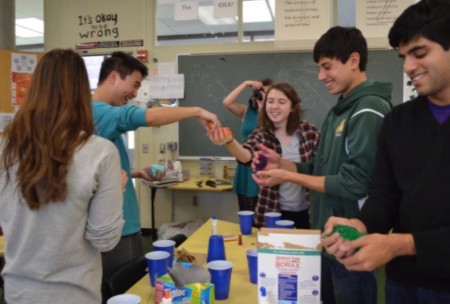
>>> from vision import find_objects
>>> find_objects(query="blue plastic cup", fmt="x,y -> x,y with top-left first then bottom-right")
153,239 -> 176,267
238,210 -> 254,235
106,294 -> 141,304
275,219 -> 295,229
246,249 -> 258,284
207,235 -> 226,263
207,260 -> 233,300
145,251 -> 170,287
264,212 -> 282,228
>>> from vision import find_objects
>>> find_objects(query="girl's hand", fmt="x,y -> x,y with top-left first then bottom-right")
208,127 -> 233,146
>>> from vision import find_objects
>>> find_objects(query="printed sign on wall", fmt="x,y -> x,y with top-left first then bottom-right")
47,0 -> 145,50
356,0 -> 414,45
275,0 -> 332,43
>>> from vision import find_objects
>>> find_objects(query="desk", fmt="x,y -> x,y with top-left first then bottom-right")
143,179 -> 232,241
127,219 -> 258,303
166,179 -> 233,192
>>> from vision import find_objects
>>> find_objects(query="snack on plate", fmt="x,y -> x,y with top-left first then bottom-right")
221,233 -> 238,241
175,248 -> 196,264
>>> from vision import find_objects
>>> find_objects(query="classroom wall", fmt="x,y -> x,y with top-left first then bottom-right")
44,0 -> 280,229
0,50 -> 17,114
43,0 -> 406,230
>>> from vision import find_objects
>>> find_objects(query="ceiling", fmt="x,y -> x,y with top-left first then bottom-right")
15,0 -> 44,47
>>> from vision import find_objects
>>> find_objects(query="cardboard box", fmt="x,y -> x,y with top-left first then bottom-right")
257,228 -> 322,304
155,273 -> 215,304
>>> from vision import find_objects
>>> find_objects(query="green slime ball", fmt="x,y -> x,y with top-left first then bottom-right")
333,224 -> 366,241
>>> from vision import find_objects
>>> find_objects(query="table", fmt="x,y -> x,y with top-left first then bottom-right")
166,179 -> 233,192
127,219 -> 258,303
143,179 -> 233,240
0,236 -> 4,258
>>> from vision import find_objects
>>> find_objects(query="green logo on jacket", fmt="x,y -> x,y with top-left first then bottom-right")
335,119 -> 345,136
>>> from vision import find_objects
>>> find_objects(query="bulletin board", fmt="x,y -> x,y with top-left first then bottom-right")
0,49 -> 43,113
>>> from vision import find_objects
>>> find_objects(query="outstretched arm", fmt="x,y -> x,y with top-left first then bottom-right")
208,127 -> 252,163
145,106 -> 221,131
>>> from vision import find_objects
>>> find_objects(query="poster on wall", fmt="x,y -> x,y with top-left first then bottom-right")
174,0 -> 199,21
275,0 -> 332,49
11,53 -> 37,106
49,0 -> 145,51
148,74 -> 185,99
356,0 -> 414,47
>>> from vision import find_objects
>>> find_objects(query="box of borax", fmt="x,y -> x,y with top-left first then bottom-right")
155,273 -> 215,304
257,228 -> 322,304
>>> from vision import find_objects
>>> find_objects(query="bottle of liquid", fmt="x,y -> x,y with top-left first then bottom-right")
211,215 -> 217,235
161,289 -> 172,304
177,168 -> 183,182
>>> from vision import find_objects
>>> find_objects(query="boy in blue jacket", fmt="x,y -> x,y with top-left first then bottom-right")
92,52 -> 221,283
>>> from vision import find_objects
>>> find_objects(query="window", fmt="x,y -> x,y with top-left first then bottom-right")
242,0 -> 275,42
156,0 -> 275,45
82,55 -> 109,91
157,0 -> 238,45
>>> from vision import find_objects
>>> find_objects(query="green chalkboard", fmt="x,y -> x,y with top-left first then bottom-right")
178,50 -> 403,159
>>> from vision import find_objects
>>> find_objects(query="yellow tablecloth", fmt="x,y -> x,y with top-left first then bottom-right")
127,219 -> 259,303
0,235 -> 5,258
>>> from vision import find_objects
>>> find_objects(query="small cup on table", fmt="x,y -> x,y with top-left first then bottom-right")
275,219 -> 295,229
145,251 -> 170,287
207,234 -> 226,263
153,239 -> 176,268
106,294 -> 141,304
246,248 -> 258,284
207,260 -> 233,300
237,210 -> 254,235
264,212 -> 282,228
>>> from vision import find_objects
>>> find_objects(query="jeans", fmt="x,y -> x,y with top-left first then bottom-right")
321,256 -> 377,304
386,279 -> 450,304
280,209 -> 311,229
101,232 -> 144,278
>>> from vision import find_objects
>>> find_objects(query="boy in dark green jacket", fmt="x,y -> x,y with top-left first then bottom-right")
253,27 -> 392,304
323,1 -> 450,303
